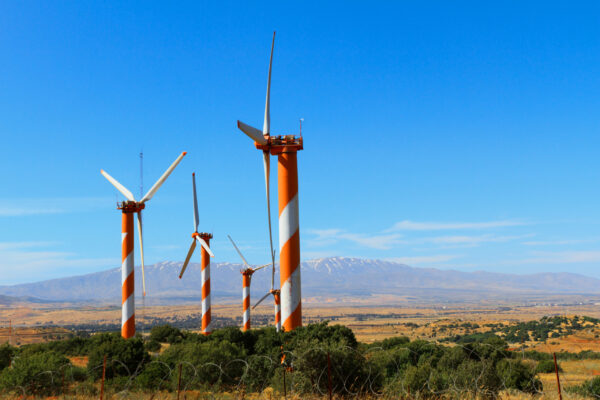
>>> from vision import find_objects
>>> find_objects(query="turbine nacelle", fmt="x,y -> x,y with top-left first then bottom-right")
240,263 -> 270,276
236,123 -> 304,154
117,201 -> 145,213
254,134 -> 303,154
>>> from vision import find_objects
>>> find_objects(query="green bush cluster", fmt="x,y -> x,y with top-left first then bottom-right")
534,359 -> 561,374
370,336 -> 541,398
447,315 -> 600,344
0,322 -> 545,397
525,349 -> 600,361
566,376 -> 600,397
0,350 -> 86,396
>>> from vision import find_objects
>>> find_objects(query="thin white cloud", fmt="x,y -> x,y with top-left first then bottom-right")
519,251 -> 600,265
0,241 -> 57,250
387,254 -> 461,265
423,234 -> 534,247
466,251 -> 600,269
307,228 -> 530,251
523,238 -> 600,246
387,220 -> 526,231
0,241 -> 118,284
0,197 -> 111,217
307,229 -> 404,250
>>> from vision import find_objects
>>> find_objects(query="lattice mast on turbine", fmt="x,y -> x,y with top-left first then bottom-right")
178,173 -> 215,335
237,32 -> 304,331
228,235 -> 269,331
100,152 -> 186,338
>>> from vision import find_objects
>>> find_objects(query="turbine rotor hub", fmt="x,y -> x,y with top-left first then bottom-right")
192,232 -> 213,240
117,201 -> 145,213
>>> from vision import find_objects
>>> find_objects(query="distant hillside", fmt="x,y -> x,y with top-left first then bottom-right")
0,294 -> 49,305
0,257 -> 598,304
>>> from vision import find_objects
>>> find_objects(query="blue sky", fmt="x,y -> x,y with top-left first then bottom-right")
0,1 -> 598,284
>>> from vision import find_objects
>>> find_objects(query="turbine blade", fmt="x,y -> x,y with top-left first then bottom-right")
192,173 -> 199,231
227,235 -> 249,266
263,151 -> 275,290
196,236 -> 215,258
179,239 -> 197,279
253,263 -> 271,272
253,291 -> 271,310
137,211 -> 146,296
237,121 -> 268,145
100,170 -> 135,201
263,31 -> 275,135
140,151 -> 187,203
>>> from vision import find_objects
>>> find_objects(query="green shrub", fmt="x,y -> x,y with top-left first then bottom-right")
159,339 -> 246,389
243,354 -> 280,392
0,351 -> 71,395
401,362 -> 435,396
285,322 -> 358,349
65,365 -> 87,382
145,339 -> 161,352
134,361 -> 172,390
73,380 -> 98,396
289,339 -> 378,394
566,376 -> 600,397
149,324 -> 183,344
0,344 -> 16,371
87,333 -> 149,380
497,359 -> 542,393
379,336 -> 409,349
535,359 -> 561,374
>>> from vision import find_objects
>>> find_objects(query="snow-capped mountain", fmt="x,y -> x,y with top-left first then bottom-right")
0,257 -> 598,303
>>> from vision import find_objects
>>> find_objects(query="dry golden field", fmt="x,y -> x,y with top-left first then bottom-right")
2,300 -> 600,344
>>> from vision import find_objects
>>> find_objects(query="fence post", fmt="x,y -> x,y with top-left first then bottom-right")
327,352 -> 333,400
283,367 -> 287,398
99,354 -> 107,400
553,352 -> 562,400
177,363 -> 183,400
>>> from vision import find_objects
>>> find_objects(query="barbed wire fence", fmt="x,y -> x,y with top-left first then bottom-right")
2,340 -> 600,399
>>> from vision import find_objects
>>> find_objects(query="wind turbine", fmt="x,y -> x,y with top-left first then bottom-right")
227,235 -> 269,331
178,172 -> 215,335
100,152 -> 186,339
236,31 -> 304,331
253,287 -> 281,332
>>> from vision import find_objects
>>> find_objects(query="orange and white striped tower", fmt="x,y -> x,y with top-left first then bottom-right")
273,289 -> 281,332
241,269 -> 253,331
274,142 -> 303,331
237,32 -> 304,331
101,152 -> 187,339
199,233 -> 213,334
252,288 -> 282,332
228,235 -> 270,332
178,173 -> 215,335
119,202 -> 143,338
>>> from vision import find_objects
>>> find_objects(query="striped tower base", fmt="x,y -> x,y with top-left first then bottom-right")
273,290 -> 281,332
200,234 -> 212,335
278,151 -> 302,331
242,272 -> 251,331
121,212 -> 135,338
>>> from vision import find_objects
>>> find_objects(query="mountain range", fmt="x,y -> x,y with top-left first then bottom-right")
0,257 -> 599,305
